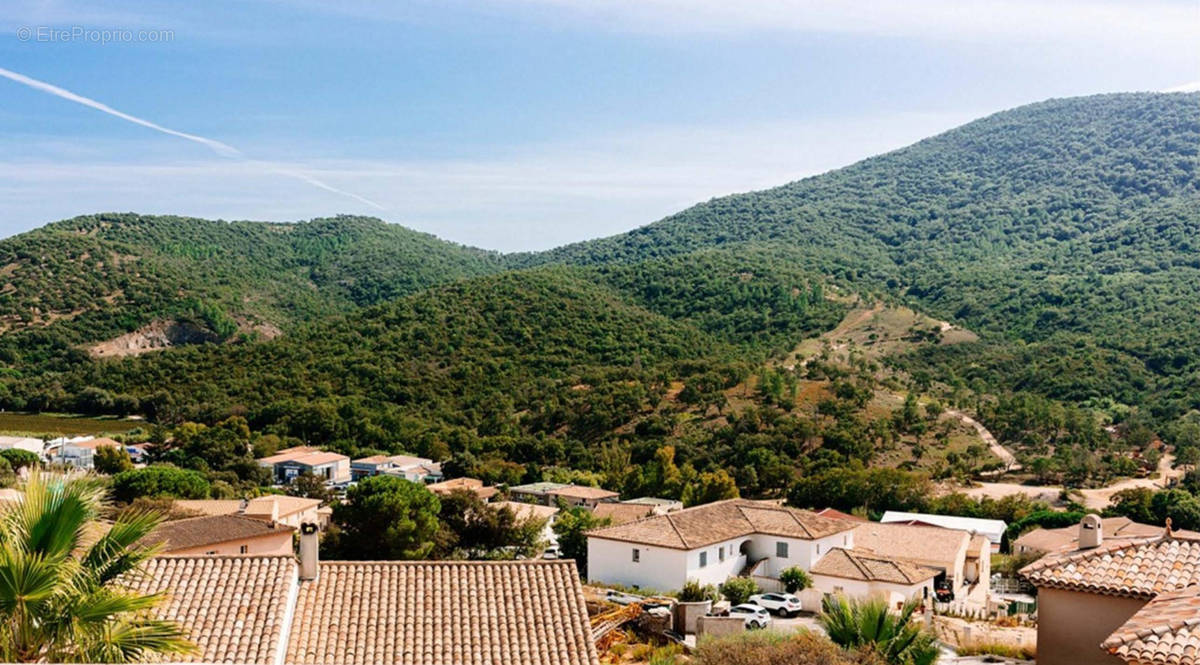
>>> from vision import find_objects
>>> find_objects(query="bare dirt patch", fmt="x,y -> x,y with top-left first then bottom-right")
89,319 -> 220,358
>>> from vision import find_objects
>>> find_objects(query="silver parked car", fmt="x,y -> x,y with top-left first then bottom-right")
728,603 -> 772,629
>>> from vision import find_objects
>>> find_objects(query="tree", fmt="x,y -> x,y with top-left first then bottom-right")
287,472 -> 332,503
682,469 -> 739,507
326,475 -> 441,560
110,465 -> 211,503
0,471 -> 195,662
0,448 -> 40,471
435,489 -> 547,559
94,445 -> 134,475
779,566 -> 812,593
553,507 -> 610,575
719,577 -> 760,605
818,596 -> 939,665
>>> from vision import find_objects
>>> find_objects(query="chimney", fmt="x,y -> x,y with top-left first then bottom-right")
1079,514 -> 1103,549
299,522 -> 320,581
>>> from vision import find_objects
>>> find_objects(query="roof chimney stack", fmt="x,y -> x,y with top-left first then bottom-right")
299,522 -> 320,581
1079,514 -> 1103,549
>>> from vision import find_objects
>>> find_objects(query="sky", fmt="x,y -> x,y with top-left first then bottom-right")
0,1 -> 1197,252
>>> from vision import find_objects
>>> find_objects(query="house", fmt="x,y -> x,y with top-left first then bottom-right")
55,436 -> 122,469
140,514 -> 295,556
809,548 -> 939,605
382,454 -> 443,483
123,529 -> 598,665
508,481 -> 571,504
621,497 -> 684,514
593,502 -> 656,525
1021,515 -> 1200,665
175,495 -> 325,530
586,498 -> 857,591
0,435 -> 43,456
275,451 -> 351,484
548,484 -> 619,509
256,445 -> 320,466
496,500 -> 559,551
880,510 -> 1006,552
1013,516 -> 1174,556
427,476 -> 498,501
852,521 -> 991,603
351,454 -> 443,483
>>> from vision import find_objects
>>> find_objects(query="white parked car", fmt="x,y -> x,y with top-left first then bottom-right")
749,592 -> 803,617
728,603 -> 772,629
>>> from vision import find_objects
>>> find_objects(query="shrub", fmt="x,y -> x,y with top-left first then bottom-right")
94,445 -> 134,474
720,577 -> 760,605
0,448 -> 40,471
678,578 -> 718,603
819,596 -> 939,665
693,630 -> 863,665
956,642 -> 1035,660
780,566 -> 812,593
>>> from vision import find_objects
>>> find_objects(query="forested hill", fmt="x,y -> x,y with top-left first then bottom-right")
0,213 -> 503,348
519,93 -> 1200,419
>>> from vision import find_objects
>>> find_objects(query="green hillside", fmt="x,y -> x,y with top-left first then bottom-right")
521,93 -> 1200,419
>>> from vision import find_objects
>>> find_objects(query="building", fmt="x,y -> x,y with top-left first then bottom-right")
495,500 -> 560,551
1021,515 -> 1200,665
809,547 -> 939,606
593,502 -> 656,525
175,495 -> 325,530
427,476 -> 498,501
140,514 -> 295,556
548,484 -> 619,509
54,436 -> 122,469
586,498 -> 857,591
852,521 -> 991,603
274,451 -> 351,484
880,510 -> 1006,552
813,507 -> 868,522
621,497 -> 684,514
122,531 -> 598,665
1013,516 -> 1174,556
0,435 -> 43,456
350,454 -> 443,483
508,481 -> 570,504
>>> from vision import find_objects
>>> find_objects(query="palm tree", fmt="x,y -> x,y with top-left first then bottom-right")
818,595 -> 939,665
0,471 -> 195,663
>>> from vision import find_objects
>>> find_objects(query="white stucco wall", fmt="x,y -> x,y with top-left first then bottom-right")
683,538 -> 751,588
588,538 -> 688,591
811,574 -> 934,606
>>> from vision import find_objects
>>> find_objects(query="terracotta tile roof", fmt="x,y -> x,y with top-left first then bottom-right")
811,548 -> 940,585
123,555 -> 295,664
592,503 -> 656,525
1021,535 -> 1200,599
286,451 -> 349,466
245,495 -> 322,519
354,455 -> 394,464
1015,517 -> 1168,554
73,436 -> 122,449
387,454 -> 432,468
173,499 -> 244,517
285,560 -> 598,665
549,485 -> 619,501
142,514 -> 295,553
496,500 -> 559,522
851,521 -> 970,568
1103,585 -> 1200,664
428,477 -> 499,500
814,507 -> 868,522
587,499 -> 855,550
259,447 -> 321,465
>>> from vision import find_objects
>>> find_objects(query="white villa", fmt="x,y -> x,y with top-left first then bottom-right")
586,499 -> 991,606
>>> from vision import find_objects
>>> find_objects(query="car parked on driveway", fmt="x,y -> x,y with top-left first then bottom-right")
749,592 -> 803,617
728,603 -> 772,629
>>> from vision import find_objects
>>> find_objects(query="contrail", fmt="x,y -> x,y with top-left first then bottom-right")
0,65 -> 385,210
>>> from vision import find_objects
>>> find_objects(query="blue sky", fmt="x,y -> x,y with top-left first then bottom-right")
1,1 -> 1197,251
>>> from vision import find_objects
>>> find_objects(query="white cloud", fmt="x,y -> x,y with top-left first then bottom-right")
1164,80 -> 1200,93
0,109 -> 978,251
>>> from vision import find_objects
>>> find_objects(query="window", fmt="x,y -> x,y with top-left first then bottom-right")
843,535 -> 849,546
632,548 -> 640,563
776,541 -> 789,558
240,545 -> 249,554
699,551 -> 708,568
718,546 -> 725,562
816,544 -> 822,555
